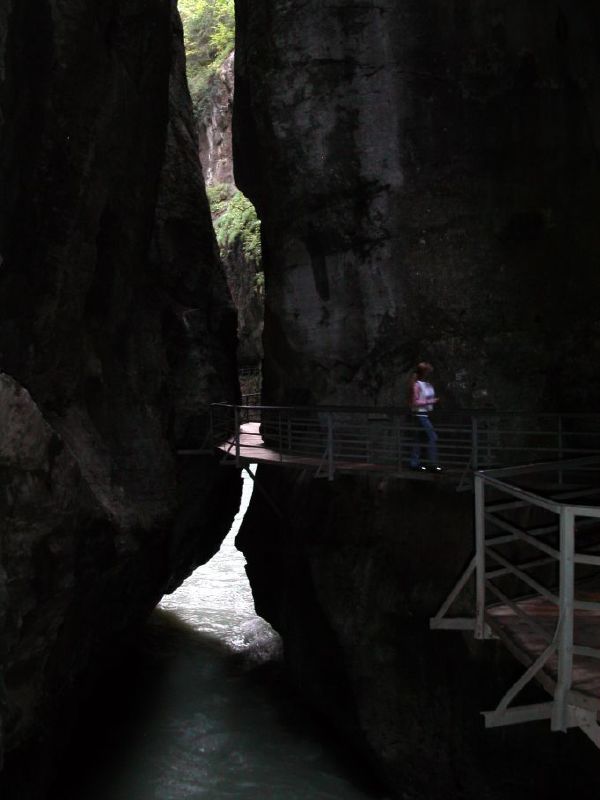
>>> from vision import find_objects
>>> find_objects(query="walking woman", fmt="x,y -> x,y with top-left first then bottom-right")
408,362 -> 442,472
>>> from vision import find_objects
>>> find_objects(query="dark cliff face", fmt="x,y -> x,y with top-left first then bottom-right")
235,1 -> 600,411
0,0 -> 239,790
222,230 -> 264,367
234,2 -> 600,797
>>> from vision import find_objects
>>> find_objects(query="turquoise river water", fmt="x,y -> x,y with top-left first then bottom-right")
51,469 -> 386,800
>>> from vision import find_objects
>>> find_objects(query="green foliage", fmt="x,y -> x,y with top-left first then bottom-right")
253,271 -> 265,293
206,182 -> 235,213
207,183 -> 262,268
178,0 -> 235,110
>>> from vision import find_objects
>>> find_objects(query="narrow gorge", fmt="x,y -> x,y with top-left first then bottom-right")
1,1 -> 600,799
0,1 -> 240,794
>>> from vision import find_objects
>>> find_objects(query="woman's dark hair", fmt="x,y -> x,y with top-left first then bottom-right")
415,362 -> 433,379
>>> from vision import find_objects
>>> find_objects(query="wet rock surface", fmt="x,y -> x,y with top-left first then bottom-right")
199,50 -> 236,188
0,1 -> 239,793
235,2 -> 600,797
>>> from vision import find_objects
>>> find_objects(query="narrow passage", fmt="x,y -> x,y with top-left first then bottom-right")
52,470 -> 385,800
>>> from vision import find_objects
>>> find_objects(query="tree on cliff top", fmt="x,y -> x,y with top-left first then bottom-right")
179,0 -> 235,103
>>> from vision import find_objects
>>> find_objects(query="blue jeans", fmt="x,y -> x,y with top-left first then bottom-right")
410,414 -> 438,467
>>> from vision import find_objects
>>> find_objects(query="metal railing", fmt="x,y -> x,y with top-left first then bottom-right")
240,392 -> 262,407
432,456 -> 600,745
210,403 -> 600,481
239,367 -> 262,401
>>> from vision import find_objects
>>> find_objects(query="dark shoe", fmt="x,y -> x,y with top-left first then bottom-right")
409,465 -> 428,472
427,465 -> 443,474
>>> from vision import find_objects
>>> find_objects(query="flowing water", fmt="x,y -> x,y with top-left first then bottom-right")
53,469 -> 385,800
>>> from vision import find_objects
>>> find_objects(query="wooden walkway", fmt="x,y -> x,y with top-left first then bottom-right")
216,422 -> 456,481
486,596 -> 600,713
208,403 -> 600,487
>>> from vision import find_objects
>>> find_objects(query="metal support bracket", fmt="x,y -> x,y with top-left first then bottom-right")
484,702 -> 554,728
429,556 -> 476,630
484,702 -> 600,746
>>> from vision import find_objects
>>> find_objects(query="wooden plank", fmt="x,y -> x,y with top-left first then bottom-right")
485,597 -> 600,711
214,422 -> 466,480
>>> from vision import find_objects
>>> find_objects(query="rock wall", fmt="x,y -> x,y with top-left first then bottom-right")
234,2 -> 600,797
198,50 -> 235,187
221,230 -> 264,367
235,1 -> 600,411
0,1 -> 239,794
198,49 -> 264,367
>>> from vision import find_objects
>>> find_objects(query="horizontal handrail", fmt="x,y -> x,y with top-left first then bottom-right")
212,401 -> 600,419
486,546 -> 560,604
485,513 -> 560,559
211,402 -> 600,491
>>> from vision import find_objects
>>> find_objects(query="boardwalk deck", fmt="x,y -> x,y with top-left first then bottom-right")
216,422 -> 459,480
209,403 -> 600,486
486,597 -> 600,711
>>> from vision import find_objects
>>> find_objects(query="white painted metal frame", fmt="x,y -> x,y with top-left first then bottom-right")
432,455 -> 600,746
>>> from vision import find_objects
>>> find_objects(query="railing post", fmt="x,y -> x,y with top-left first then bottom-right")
474,473 -> 487,639
234,406 -> 241,468
396,415 -> 402,471
552,507 -> 575,732
327,412 -> 334,481
557,416 -> 564,485
471,416 -> 479,472
208,405 -> 215,449
278,410 -> 283,463
557,415 -> 564,460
